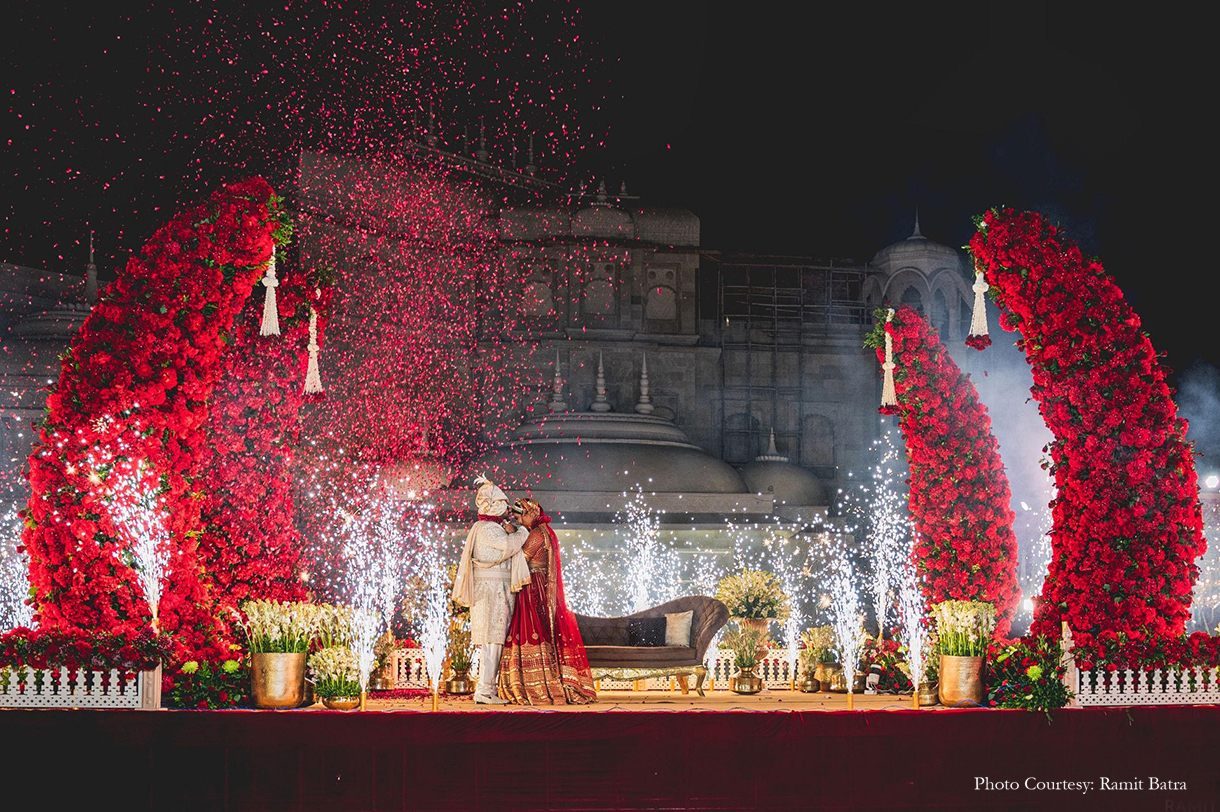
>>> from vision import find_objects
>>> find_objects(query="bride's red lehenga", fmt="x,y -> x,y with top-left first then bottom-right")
498,511 -> 596,705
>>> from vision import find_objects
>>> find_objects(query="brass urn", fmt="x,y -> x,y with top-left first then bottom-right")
250,652 -> 307,709
938,655 -> 985,707
917,681 -> 940,706
798,671 -> 821,693
732,668 -> 763,695
445,668 -> 475,696
322,695 -> 360,711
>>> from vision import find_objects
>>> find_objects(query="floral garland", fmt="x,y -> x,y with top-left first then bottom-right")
0,626 -> 171,671
21,178 -> 290,662
968,209 -> 1205,647
867,306 -> 1020,636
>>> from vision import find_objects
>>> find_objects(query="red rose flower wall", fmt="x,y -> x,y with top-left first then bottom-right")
20,178 -> 302,662
871,305 -> 1020,636
969,208 -> 1206,647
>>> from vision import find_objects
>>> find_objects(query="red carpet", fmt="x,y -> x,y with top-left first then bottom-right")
2,706 -> 1218,810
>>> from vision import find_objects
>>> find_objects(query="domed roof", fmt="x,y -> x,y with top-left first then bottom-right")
871,216 -> 963,275
740,460 -> 827,507
738,431 -> 827,507
464,412 -> 747,494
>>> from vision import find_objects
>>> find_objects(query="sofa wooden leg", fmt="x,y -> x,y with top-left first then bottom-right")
675,674 -> 690,695
694,666 -> 707,697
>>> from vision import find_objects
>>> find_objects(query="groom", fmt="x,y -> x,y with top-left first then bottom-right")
451,475 -> 530,704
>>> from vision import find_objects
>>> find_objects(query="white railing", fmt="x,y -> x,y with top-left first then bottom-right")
1061,625 -> 1220,707
596,649 -> 800,692
390,649 -> 430,689
0,665 -> 161,709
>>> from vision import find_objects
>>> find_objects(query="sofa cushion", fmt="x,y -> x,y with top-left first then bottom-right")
576,614 -> 629,647
626,617 -> 667,647
585,645 -> 699,669
664,611 -> 693,646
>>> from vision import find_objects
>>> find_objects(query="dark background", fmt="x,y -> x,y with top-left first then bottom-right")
2,1 -> 1213,377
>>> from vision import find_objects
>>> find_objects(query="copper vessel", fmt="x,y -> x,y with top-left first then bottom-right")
445,669 -> 474,696
322,696 -> 360,710
250,652 -> 307,709
938,655 -> 984,706
917,681 -> 940,706
732,668 -> 763,695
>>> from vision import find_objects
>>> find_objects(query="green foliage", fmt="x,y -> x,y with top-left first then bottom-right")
166,656 -> 248,709
863,307 -> 893,350
721,623 -> 770,670
987,636 -> 1072,719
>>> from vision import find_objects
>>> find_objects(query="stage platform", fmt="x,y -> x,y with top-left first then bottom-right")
2,694 -> 1218,811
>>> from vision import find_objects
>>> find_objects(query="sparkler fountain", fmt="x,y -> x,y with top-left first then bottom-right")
0,508 -> 32,631
829,556 -> 866,710
106,470 -> 172,632
897,561 -> 927,709
863,431 -> 910,635
339,487 -> 411,710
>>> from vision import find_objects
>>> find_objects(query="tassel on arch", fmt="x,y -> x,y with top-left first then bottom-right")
880,307 -> 899,415
303,303 -> 324,398
259,250 -> 281,336
966,269 -> 992,350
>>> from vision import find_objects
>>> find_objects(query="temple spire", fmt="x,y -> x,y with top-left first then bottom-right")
525,135 -> 537,176
912,207 -> 923,239
84,229 -> 98,303
754,428 -> 789,463
634,353 -> 654,414
590,352 -> 612,412
549,351 -> 568,413
475,117 -> 489,162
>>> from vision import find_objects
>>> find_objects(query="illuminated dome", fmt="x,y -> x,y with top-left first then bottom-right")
739,431 -> 828,507
870,214 -> 963,276
466,411 -> 747,495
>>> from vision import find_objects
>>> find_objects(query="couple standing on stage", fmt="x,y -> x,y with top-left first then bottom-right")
451,475 -> 597,706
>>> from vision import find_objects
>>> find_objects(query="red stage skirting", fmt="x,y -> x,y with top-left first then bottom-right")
2,707 -> 1219,811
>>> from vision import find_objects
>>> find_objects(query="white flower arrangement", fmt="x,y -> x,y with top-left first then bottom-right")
240,600 -> 321,653
932,600 -> 996,657
715,569 -> 792,620
308,646 -> 361,698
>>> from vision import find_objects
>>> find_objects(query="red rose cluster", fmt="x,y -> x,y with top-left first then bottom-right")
196,224 -> 333,628
0,626 -> 170,671
873,306 -> 1020,637
969,208 -> 1206,648
21,178 -> 292,665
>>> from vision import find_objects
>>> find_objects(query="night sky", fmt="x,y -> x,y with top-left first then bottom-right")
2,2 -> 1213,377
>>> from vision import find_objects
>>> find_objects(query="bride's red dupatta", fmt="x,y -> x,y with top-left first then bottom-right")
536,511 -> 593,681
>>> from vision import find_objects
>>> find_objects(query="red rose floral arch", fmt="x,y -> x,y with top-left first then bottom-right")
869,305 -> 1020,636
20,178 -> 323,663
968,208 -> 1205,648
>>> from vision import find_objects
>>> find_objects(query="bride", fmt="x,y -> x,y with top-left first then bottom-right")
497,498 -> 597,705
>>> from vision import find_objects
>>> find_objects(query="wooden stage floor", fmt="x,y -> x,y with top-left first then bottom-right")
359,688 -> 935,712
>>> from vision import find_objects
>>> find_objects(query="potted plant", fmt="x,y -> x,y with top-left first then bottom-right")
240,600 -> 319,709
918,636 -> 941,706
309,646 -> 362,710
369,631 -> 397,691
715,569 -> 791,640
798,625 -> 836,692
932,600 -> 995,706
722,623 -> 769,694
444,624 -> 474,695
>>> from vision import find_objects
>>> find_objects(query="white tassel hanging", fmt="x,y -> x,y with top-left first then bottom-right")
881,308 -> 898,410
303,306 -> 324,395
967,270 -> 991,349
259,252 -> 281,336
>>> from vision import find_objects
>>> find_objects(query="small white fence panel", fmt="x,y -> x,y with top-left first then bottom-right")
1061,626 -> 1220,707
0,665 -> 161,709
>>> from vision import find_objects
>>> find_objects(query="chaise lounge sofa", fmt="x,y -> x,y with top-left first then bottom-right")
575,596 -> 730,696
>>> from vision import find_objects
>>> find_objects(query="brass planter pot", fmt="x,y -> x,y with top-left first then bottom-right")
813,662 -> 840,691
251,652 -> 307,709
798,672 -> 821,693
732,668 -> 763,695
445,668 -> 474,696
829,668 -> 866,693
938,655 -> 984,707
322,696 -> 360,711
918,681 -> 940,706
